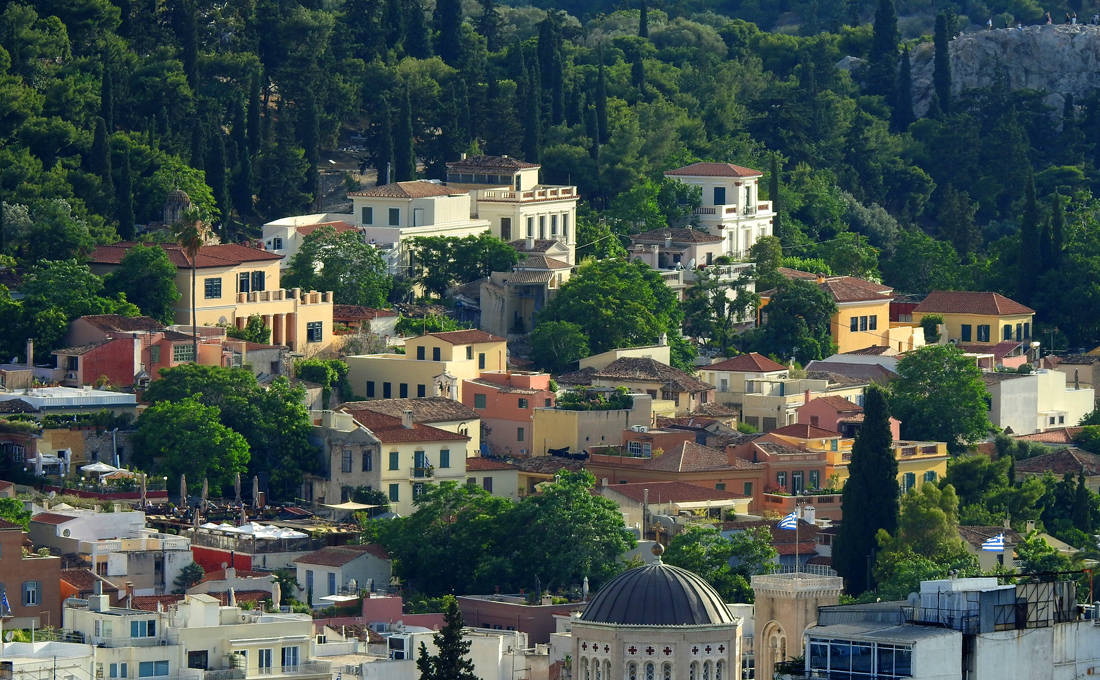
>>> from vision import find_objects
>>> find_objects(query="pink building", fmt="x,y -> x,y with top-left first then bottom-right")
462,371 -> 555,457
796,394 -> 901,441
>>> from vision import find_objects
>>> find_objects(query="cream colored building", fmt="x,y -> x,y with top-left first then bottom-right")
698,353 -> 790,410
345,330 -> 507,404
663,162 -> 774,260
480,254 -> 574,337
88,243 -> 334,355
530,393 -> 653,457
261,214 -> 363,268
751,570 -> 843,680
740,378 -> 867,433
447,155 -> 578,264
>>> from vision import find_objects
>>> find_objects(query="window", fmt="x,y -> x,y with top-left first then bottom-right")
388,451 -> 399,470
306,322 -> 323,343
172,344 -> 195,362
341,449 -> 353,473
413,482 -> 425,499
362,206 -> 373,224
859,316 -> 868,331
417,384 -> 425,397
327,572 -> 336,596
713,187 -> 726,205
809,470 -> 820,489
977,324 -> 990,342
432,347 -> 441,361
776,471 -> 787,488
849,317 -> 858,332
545,398 -> 551,407
465,346 -> 473,360
518,398 -> 529,409
482,477 -> 493,492
109,664 -> 128,678
138,662 -> 168,678
551,214 -> 558,235
500,218 -> 511,240
1059,415 -> 1065,424
251,271 -> 265,292
383,382 -> 391,398
439,450 -> 450,468
388,208 -> 400,226
388,484 -> 400,502
902,472 -> 916,492
204,278 -> 222,299
539,215 -> 546,239
258,650 -> 272,670
1004,324 -> 1013,340
238,272 -> 250,294
150,345 -> 161,364
478,353 -> 486,369
645,663 -> 655,680
517,427 -> 525,442
924,470 -> 937,483
130,619 -> 156,637
362,451 -> 373,472
281,647 -> 299,670
868,315 -> 877,331
1016,323 -> 1023,341
526,217 -> 534,237
399,383 -> 408,398
187,652 -> 209,670
562,214 -> 569,239
366,381 -> 375,398
791,471 -> 804,494
416,346 -> 425,360
961,324 -> 972,342
1023,322 -> 1030,338
627,441 -> 643,456
474,394 -> 487,409
715,483 -> 726,491
744,482 -> 753,496
271,237 -> 283,250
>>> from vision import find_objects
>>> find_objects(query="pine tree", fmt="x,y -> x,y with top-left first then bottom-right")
832,384 -> 898,595
933,13 -> 952,114
769,153 -> 782,243
595,51 -> 608,144
100,58 -> 114,131
477,0 -> 502,53
394,85 -> 416,181
115,148 -> 135,240
867,0 -> 898,99
1017,170 -> 1041,303
892,44 -> 914,131
434,0 -> 463,66
415,596 -> 478,680
375,100 -> 395,185
404,0 -> 432,60
638,0 -> 648,38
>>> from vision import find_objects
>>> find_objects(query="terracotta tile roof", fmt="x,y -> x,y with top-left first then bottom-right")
604,481 -> 747,504
655,416 -> 719,430
775,267 -> 820,280
209,590 -> 271,606
425,329 -> 504,344
332,305 -> 397,322
753,441 -> 806,456
819,277 -> 894,303
348,181 -> 458,199
768,424 -> 843,439
1056,354 -> 1100,365
502,270 -> 553,285
664,162 -> 762,178
341,397 -> 479,423
958,525 -> 1023,549
31,512 -> 76,525
79,315 -> 165,333
630,228 -> 723,244
804,361 -> 896,383
806,396 -> 863,413
1014,427 -> 1083,444
0,480 -> 13,491
914,290 -> 1034,316
556,366 -> 596,386
724,518 -> 819,551
642,442 -> 758,473
586,358 -> 713,393
130,595 -> 183,611
706,353 -> 787,373
295,221 -> 360,236
956,341 -> 1024,359
516,255 -> 572,270
342,411 -> 469,443
447,155 -> 539,171
89,243 -> 283,269
0,399 -> 38,414
465,457 -> 517,471
0,518 -> 23,530
510,457 -> 584,474
509,239 -> 563,253
53,341 -> 112,356
1014,448 -> 1100,476
60,568 -> 111,592
691,403 -> 738,418
294,543 -> 390,567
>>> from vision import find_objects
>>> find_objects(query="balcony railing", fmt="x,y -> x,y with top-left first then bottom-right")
255,663 -> 331,677
411,466 -> 432,479
479,186 -> 576,202
204,670 -> 245,680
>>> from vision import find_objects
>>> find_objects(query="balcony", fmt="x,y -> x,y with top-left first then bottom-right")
479,186 -> 577,203
255,663 -> 331,677
410,466 -> 433,479
204,670 -> 245,680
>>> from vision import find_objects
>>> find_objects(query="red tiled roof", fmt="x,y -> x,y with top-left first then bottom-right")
89,243 -> 283,269
665,162 -> 762,178
447,155 -> 539,171
294,543 -> 390,567
706,353 -> 787,373
768,270 -> 893,303
0,480 -> 13,490
843,345 -> 893,355
295,221 -> 359,237
914,290 -> 1034,316
60,568 -> 110,592
768,424 -> 843,439
1014,448 -> 1100,476
1014,427 -> 1083,444
348,181 -> 458,199
424,329 -> 505,344
0,518 -> 23,530
465,457 -> 517,471
605,481 -> 747,504
775,267 -> 820,280
641,442 -> 760,473
956,341 -> 1024,360
332,305 -> 397,322
341,397 -> 479,423
509,239 -> 565,253
806,396 -> 863,413
516,255 -> 572,270
79,315 -> 165,333
31,512 -> 76,525
342,411 -> 469,443
130,595 -> 183,611
586,358 -> 713,393
957,525 -> 1024,549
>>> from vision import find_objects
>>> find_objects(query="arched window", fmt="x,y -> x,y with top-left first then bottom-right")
594,659 -> 601,680
582,658 -> 590,680
715,660 -> 724,680
627,662 -> 637,680
661,663 -> 672,680
604,659 -> 611,680
702,661 -> 711,680
644,663 -> 655,680
689,662 -> 699,680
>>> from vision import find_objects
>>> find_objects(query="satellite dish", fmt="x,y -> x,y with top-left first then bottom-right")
687,258 -> 697,269
5,632 -> 14,642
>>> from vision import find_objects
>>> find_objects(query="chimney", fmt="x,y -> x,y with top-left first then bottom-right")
321,410 -> 335,428
1025,519 -> 1036,534
125,581 -> 134,609
25,339 -> 33,368
659,332 -> 668,346
804,389 -> 811,406
815,272 -> 827,283
401,409 -> 414,429
664,232 -> 672,249
525,236 -> 535,251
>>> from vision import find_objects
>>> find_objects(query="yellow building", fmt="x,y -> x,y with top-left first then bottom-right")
88,242 -> 334,354
345,330 -> 507,403
825,440 -> 949,492
760,268 -> 924,354
912,290 -> 1035,346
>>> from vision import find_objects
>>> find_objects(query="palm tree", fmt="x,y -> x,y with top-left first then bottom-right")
173,207 -> 211,360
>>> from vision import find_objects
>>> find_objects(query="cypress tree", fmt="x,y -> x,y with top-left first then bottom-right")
522,53 -> 541,162
769,153 -> 782,243
376,100 -> 395,185
1072,472 -> 1094,532
415,597 -> 478,680
394,85 -> 416,182
190,122 -> 205,171
176,0 -> 199,90
91,117 -> 112,182
933,13 -> 952,114
0,199 -> 6,254
585,104 -> 599,160
477,0 -> 502,53
638,0 -> 648,38
631,50 -> 645,95
385,0 -> 405,52
232,98 -> 252,216
1017,171 -> 1040,303
434,0 -> 463,66
300,92 -> 320,206
247,74 -> 261,159
115,148 -> 135,240
832,384 -> 898,595
867,0 -> 898,98
596,50 -> 608,144
1050,191 -> 1064,266
206,131 -> 230,232
404,0 -> 432,60
100,58 -> 114,131
892,44 -> 914,131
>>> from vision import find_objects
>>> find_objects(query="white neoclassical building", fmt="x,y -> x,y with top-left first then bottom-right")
663,162 -> 774,260
566,546 -> 742,680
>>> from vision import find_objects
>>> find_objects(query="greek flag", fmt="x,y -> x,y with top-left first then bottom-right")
777,511 -> 799,530
1,589 -> 11,616
981,533 -> 1005,552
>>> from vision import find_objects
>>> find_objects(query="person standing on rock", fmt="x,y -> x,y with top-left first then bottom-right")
987,16 -> 993,29
1045,11 -> 1052,24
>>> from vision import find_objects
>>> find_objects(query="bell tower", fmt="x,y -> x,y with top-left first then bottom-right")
751,571 -> 843,679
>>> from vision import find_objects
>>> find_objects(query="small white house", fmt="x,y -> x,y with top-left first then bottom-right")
294,544 -> 392,608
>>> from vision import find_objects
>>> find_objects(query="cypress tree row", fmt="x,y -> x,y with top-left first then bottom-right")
1049,191 -> 1064,267
232,98 -> 253,217
596,50 -> 608,144
394,85 -> 416,182
206,131 -> 231,233
434,0 -> 463,66
404,0 -> 433,60
100,57 -> 114,131
477,0 -> 502,53
247,74 -> 261,160
769,153 -> 782,243
832,384 -> 898,595
639,0 -> 648,38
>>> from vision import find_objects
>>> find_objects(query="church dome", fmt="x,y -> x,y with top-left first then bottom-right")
581,561 -> 735,626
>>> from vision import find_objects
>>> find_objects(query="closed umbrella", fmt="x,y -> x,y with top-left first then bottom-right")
252,476 -> 260,509
140,474 -> 147,508
180,474 -> 188,508
240,504 -> 247,526
234,472 -> 241,504
201,478 -> 209,510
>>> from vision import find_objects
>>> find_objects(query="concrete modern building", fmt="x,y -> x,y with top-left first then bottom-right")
293,544 -> 392,608
557,358 -> 715,417
982,368 -> 1095,435
663,162 -> 774,260
530,392 -> 653,457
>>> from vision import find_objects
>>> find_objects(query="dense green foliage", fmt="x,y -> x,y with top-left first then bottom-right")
284,226 -> 391,307
890,345 -> 993,452
408,234 -> 520,298
102,244 -> 180,323
0,497 -> 32,529
663,525 -> 777,603
225,315 -> 272,344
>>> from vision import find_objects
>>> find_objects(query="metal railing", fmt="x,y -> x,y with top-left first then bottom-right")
255,663 -> 331,676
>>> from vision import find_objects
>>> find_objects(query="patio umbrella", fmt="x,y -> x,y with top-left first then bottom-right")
234,472 -> 241,504
140,473 -> 147,508
201,478 -> 209,510
34,455 -> 43,477
180,474 -> 188,508
272,581 -> 281,610
252,476 -> 260,509
81,461 -> 117,474
240,504 -> 247,526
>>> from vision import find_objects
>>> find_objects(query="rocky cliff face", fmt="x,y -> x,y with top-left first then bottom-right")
909,24 -> 1100,116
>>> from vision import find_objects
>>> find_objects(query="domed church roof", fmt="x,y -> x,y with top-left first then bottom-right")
581,557 -> 735,626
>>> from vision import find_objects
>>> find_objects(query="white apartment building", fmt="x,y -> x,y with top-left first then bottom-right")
982,368 -> 1095,435
261,214 -> 364,268
664,162 -> 774,260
